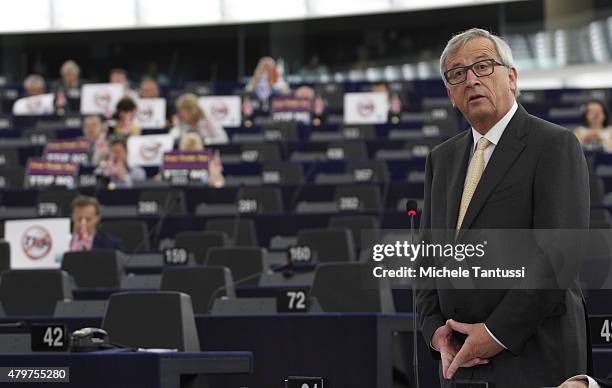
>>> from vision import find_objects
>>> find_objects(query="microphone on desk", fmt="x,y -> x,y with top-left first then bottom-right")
0,321 -> 26,328
288,160 -> 319,213
205,260 -> 295,313
128,193 -> 179,260
405,199 -> 420,388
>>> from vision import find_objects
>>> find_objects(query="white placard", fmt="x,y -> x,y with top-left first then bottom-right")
80,83 -> 124,115
12,93 -> 55,115
343,92 -> 389,124
5,218 -> 71,269
198,96 -> 242,128
137,98 -> 167,128
127,134 -> 174,167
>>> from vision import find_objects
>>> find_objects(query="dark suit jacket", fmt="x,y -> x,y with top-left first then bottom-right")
417,104 -> 590,387
596,371 -> 612,387
92,231 -> 123,251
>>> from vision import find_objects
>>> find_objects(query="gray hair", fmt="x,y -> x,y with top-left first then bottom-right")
60,60 -> 80,76
23,74 -> 46,91
440,28 -> 517,94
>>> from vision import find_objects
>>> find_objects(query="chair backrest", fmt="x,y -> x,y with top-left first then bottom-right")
102,291 -> 199,351
160,266 -> 235,313
138,189 -> 187,215
205,247 -> 264,286
0,149 -> 18,168
0,240 -> 9,275
174,231 -> 227,265
61,250 -> 123,288
100,221 -> 150,253
0,269 -> 75,316
334,184 -> 382,211
241,143 -> 281,162
296,228 -> 355,262
0,167 -> 25,189
590,174 -> 605,206
310,263 -> 394,313
329,215 -> 380,250
36,189 -> 78,217
205,218 -> 259,247
262,162 -> 304,185
238,186 -> 284,214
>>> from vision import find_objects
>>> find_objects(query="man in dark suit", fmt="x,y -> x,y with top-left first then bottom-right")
70,195 -> 122,251
416,28 -> 590,387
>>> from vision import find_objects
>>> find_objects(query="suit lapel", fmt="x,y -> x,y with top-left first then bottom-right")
458,105 -> 529,232
446,131 -> 472,230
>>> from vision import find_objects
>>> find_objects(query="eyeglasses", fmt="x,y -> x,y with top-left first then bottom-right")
444,59 -> 506,85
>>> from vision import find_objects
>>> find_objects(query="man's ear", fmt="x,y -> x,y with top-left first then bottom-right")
447,88 -> 456,108
508,66 -> 518,95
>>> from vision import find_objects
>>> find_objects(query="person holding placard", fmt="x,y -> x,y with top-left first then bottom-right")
111,97 -> 141,138
81,115 -> 109,166
23,74 -> 46,96
109,68 -> 139,101
54,60 -> 82,114
97,138 -> 146,189
139,78 -> 160,99
169,93 -> 228,145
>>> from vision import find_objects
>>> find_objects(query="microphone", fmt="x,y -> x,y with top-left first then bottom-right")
206,260 -> 294,312
405,198 -> 420,388
289,160 -> 318,212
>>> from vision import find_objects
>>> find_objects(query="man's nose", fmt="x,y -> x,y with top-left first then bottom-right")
465,69 -> 481,87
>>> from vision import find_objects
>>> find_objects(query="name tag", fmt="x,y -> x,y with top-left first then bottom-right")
31,324 -> 68,352
37,202 -> 59,217
238,199 -> 258,214
137,201 -> 159,215
285,376 -> 325,388
591,315 -> 612,347
276,289 -> 310,313
163,248 -> 189,265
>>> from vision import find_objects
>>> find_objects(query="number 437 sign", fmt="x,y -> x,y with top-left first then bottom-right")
285,376 -> 326,388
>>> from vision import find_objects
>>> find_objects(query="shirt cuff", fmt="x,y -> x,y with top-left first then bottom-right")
484,324 -> 507,349
566,375 -> 600,388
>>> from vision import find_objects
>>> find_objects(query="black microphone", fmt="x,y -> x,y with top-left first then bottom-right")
206,260 -> 294,312
231,183 -> 247,246
405,198 -> 420,388
289,160 -> 318,212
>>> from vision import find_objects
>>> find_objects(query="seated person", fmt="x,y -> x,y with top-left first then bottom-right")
560,370 -> 612,387
97,138 -> 146,189
169,93 -> 228,145
69,196 -> 122,251
109,68 -> 139,101
139,78 -> 160,98
111,97 -> 141,138
81,114 -> 108,166
244,56 -> 290,110
574,99 -> 612,152
54,60 -> 81,113
23,74 -> 46,96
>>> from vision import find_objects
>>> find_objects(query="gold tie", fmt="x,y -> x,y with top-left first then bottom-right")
456,137 -> 492,233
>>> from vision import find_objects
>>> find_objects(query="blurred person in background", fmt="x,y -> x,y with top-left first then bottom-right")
170,93 -> 228,145
69,196 -> 122,251
23,74 -> 46,96
54,60 -> 82,114
81,114 -> 109,166
179,132 -> 204,151
574,99 -> 612,152
97,138 -> 146,189
111,97 -> 141,137
109,68 -> 139,100
139,78 -> 160,99
244,56 -> 289,111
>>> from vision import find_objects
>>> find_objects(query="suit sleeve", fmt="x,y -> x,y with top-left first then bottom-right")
416,152 -> 446,359
595,370 -> 612,387
485,129 -> 590,355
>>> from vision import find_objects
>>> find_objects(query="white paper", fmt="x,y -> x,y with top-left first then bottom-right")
5,218 -> 71,269
343,92 -> 389,124
198,96 -> 242,128
80,83 -> 125,115
136,98 -> 167,129
127,134 -> 174,167
12,93 -> 55,115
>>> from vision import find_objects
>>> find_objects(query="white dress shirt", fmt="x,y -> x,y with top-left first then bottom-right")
565,375 -> 600,388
